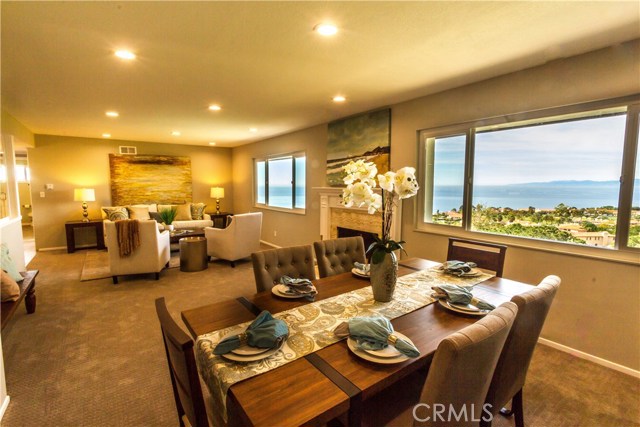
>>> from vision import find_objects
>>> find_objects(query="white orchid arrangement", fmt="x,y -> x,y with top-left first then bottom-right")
342,159 -> 419,263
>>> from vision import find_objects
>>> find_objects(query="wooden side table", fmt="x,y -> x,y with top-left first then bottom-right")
208,212 -> 233,228
65,220 -> 106,253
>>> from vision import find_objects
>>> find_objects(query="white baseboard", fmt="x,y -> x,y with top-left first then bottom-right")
0,395 -> 10,421
538,338 -> 640,378
259,240 -> 280,248
39,246 -> 66,252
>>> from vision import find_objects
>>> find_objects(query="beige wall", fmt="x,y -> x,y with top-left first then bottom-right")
29,135 -> 232,249
232,124 -> 327,248
232,40 -> 640,370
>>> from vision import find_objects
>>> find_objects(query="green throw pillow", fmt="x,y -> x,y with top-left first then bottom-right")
190,203 -> 207,220
102,207 -> 129,221
1,243 -> 23,282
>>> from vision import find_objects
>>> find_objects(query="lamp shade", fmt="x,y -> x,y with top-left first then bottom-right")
74,188 -> 96,202
210,187 -> 225,199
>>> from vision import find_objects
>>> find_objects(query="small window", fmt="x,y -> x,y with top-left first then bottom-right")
255,152 -> 306,213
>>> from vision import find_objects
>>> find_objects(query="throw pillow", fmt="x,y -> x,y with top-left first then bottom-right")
0,243 -> 23,282
190,203 -> 207,220
149,212 -> 163,222
1,270 -> 20,302
127,205 -> 151,220
102,207 -> 129,221
175,203 -> 192,221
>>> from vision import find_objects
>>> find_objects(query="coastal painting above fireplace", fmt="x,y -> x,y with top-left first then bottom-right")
109,154 -> 192,205
326,108 -> 391,186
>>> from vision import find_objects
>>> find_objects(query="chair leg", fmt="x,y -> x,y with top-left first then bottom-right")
480,418 -> 492,427
513,388 -> 524,427
500,406 -> 514,416
112,276 -> 118,284
230,261 -> 235,268
155,272 -> 160,280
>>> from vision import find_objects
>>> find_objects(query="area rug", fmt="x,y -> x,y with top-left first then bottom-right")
80,250 -> 180,281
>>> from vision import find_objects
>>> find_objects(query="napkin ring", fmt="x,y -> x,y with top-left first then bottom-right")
387,334 -> 398,345
237,332 -> 248,345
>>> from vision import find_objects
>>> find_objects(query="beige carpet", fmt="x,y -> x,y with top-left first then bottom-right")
80,250 -> 180,281
2,249 -> 638,427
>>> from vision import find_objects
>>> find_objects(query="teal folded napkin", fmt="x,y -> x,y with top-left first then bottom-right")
334,316 -> 420,358
213,311 -> 289,355
431,284 -> 495,310
353,262 -> 370,273
440,260 -> 477,276
280,276 -> 317,301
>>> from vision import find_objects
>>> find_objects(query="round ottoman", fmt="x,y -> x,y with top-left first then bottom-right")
179,236 -> 208,272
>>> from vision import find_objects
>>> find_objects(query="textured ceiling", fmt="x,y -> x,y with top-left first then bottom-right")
2,1 -> 639,147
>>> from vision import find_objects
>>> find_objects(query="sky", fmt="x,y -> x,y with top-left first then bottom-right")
433,114 -> 627,186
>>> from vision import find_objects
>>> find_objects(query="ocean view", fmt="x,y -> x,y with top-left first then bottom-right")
433,180 -> 638,212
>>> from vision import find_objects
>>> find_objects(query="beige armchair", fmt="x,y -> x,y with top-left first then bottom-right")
204,212 -> 262,267
104,220 -> 171,284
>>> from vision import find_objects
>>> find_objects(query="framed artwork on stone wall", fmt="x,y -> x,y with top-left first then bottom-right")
109,154 -> 192,205
326,108 -> 391,186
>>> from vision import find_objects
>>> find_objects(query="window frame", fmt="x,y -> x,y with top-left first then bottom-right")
415,95 -> 640,264
254,151 -> 306,215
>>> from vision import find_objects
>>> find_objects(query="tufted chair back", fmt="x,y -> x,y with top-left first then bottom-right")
251,245 -> 317,292
313,237 -> 366,278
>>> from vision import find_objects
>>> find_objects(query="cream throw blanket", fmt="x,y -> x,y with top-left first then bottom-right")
115,219 -> 140,257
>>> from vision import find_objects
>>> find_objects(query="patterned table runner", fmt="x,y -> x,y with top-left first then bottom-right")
195,267 -> 493,419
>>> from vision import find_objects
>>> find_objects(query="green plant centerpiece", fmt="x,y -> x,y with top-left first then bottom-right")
342,160 -> 419,302
158,206 -> 178,231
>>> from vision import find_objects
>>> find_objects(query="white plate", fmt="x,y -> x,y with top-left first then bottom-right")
271,284 -> 305,299
347,332 -> 414,364
438,299 -> 490,316
440,267 -> 482,277
231,343 -> 272,356
351,268 -> 370,278
222,339 -> 286,362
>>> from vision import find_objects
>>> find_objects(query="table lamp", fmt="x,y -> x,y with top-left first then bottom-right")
74,188 -> 95,222
210,187 -> 224,214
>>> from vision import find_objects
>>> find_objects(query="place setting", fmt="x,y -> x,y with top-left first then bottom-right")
431,284 -> 495,316
213,311 -> 289,362
334,316 -> 420,364
351,262 -> 370,279
438,260 -> 483,277
271,276 -> 318,301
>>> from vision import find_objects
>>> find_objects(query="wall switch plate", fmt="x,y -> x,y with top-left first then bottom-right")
45,183 -> 54,190
40,191 -> 45,198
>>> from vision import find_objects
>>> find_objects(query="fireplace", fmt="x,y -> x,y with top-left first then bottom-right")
337,226 -> 378,252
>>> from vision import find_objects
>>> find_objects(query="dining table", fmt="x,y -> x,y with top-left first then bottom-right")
180,257 -> 535,427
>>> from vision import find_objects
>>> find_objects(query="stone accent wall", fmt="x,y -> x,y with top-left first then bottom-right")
330,208 -> 381,239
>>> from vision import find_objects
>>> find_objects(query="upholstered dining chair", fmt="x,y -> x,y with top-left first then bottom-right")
205,212 -> 262,267
447,237 -> 508,277
104,219 -> 171,284
313,236 -> 366,278
365,302 -> 518,427
155,297 -> 213,427
251,245 -> 316,292
481,275 -> 561,427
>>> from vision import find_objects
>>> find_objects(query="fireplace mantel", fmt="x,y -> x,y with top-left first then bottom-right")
313,186 -> 400,241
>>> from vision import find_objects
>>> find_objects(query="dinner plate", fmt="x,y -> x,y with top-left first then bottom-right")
438,299 -> 490,316
351,268 -> 370,279
231,344 -> 272,356
271,284 -> 305,299
440,267 -> 482,277
222,339 -> 286,362
347,332 -> 414,364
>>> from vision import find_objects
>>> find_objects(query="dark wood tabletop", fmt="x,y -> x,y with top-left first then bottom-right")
181,257 -> 534,427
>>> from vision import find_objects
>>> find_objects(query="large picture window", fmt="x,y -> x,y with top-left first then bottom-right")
255,152 -> 306,212
417,98 -> 640,253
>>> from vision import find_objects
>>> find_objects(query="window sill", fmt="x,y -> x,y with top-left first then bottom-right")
254,204 -> 306,215
414,222 -> 640,266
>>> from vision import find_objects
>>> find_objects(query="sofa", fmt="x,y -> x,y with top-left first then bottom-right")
101,202 -> 213,230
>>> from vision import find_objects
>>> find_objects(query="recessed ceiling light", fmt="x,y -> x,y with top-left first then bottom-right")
249,128 -> 258,133
102,133 -> 111,138
333,95 -> 346,103
115,50 -> 136,60
171,131 -> 181,136
314,23 -> 338,36
208,105 -> 222,111
105,111 -> 119,117
209,142 -> 217,146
